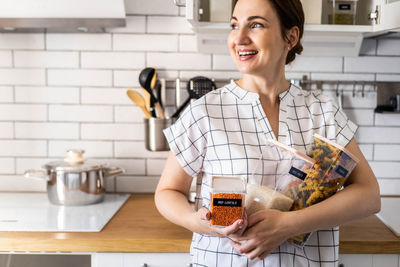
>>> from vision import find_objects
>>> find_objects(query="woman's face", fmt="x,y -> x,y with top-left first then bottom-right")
228,0 -> 289,76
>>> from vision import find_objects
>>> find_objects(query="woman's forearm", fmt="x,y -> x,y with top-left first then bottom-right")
155,188 -> 210,234
285,182 -> 381,237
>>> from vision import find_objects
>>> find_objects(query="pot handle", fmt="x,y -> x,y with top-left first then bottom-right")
104,167 -> 125,177
24,170 -> 49,181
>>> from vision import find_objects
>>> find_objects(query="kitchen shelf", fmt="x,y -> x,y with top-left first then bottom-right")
183,0 -> 400,56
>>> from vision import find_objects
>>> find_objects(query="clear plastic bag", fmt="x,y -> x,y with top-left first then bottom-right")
245,140 -> 315,216
210,176 -> 246,227
288,133 -> 360,246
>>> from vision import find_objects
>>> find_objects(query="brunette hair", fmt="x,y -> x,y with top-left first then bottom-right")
232,0 -> 304,64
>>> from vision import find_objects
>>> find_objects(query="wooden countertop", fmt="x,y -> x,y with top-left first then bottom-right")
0,194 -> 398,254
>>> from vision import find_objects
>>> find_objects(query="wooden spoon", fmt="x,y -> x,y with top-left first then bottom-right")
126,89 -> 152,119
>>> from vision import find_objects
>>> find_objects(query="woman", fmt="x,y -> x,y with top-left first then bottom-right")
155,0 -> 380,266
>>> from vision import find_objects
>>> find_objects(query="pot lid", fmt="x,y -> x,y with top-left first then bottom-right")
43,149 -> 107,172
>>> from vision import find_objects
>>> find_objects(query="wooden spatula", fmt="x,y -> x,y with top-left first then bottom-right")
126,89 -> 152,119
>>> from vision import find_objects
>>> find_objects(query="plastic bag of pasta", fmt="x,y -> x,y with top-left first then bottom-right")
287,133 -> 359,246
245,139 -> 315,216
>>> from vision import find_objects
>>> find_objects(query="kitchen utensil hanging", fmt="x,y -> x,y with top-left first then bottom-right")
126,89 -> 152,118
171,76 -> 217,118
139,67 -> 165,119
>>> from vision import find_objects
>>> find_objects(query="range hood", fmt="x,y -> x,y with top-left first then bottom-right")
0,0 -> 126,33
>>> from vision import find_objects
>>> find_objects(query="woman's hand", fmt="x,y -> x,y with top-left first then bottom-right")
194,207 -> 248,239
230,209 -> 292,260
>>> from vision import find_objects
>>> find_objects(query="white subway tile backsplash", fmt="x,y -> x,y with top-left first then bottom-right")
114,70 -> 141,87
81,123 -> 143,140
46,34 -> 111,51
179,35 -> 198,52
81,88 -> 131,105
106,16 -> 146,33
15,122 -> 79,139
345,56 -> 400,73
0,158 -> 14,174
147,52 -> 211,70
359,144 -> 373,161
113,34 -> 178,52
342,92 -> 377,109
114,106 -> 145,123
287,56 -> 343,72
15,86 -> 79,104
0,175 -> 46,192
14,51 -> 79,68
16,158 -> 53,174
49,105 -> 113,122
125,0 -> 178,15
0,10 -> 398,195
147,16 -> 193,34
377,38 -> 400,56
375,113 -> 400,126
0,86 -> 13,103
370,162 -> 400,178
356,127 -> 400,143
310,73 -> 375,82
147,159 -> 166,175
116,176 -> 159,193
81,52 -> 145,69
0,34 -> 44,49
378,179 -> 400,196
343,109 -> 374,126
0,140 -> 47,157
376,74 -> 400,82
374,145 -> 400,161
0,69 -> 45,86
114,141 -> 169,159
49,141 -> 113,157
0,122 -> 13,138
96,159 -> 146,175
213,54 -> 236,70
48,69 -> 112,86
0,51 -> 12,67
180,70 -> 241,80
0,104 -> 46,121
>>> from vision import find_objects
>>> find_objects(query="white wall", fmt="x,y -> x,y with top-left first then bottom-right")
0,0 -> 399,195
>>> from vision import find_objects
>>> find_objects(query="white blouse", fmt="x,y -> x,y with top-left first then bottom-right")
164,81 -> 358,267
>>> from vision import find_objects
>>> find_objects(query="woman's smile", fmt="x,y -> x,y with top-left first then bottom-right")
237,48 -> 259,61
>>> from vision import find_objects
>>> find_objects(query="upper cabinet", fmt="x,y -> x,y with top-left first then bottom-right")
177,0 -> 400,56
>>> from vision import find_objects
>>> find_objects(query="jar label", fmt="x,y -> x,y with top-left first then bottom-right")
212,198 -> 242,207
289,166 -> 307,180
335,165 -> 348,177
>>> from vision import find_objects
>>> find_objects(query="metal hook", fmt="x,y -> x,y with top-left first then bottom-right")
361,81 -> 365,98
352,81 -> 357,98
336,81 -> 340,97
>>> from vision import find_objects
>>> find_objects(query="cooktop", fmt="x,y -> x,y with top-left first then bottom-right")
0,193 -> 130,232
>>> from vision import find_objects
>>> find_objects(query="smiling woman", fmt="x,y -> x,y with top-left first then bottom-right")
155,0 -> 380,266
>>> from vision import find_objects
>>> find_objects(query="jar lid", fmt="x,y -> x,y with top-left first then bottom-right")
43,149 -> 107,172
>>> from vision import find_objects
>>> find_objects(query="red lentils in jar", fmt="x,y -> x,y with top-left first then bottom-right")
210,176 -> 246,227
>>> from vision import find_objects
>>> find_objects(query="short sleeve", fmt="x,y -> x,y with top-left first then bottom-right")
332,102 -> 358,147
163,106 -> 207,177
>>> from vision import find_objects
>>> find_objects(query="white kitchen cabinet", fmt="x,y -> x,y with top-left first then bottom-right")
339,254 -> 400,267
92,253 -> 191,267
180,0 -> 400,56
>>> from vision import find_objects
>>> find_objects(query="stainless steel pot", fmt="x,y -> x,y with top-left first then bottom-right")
24,149 -> 125,206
